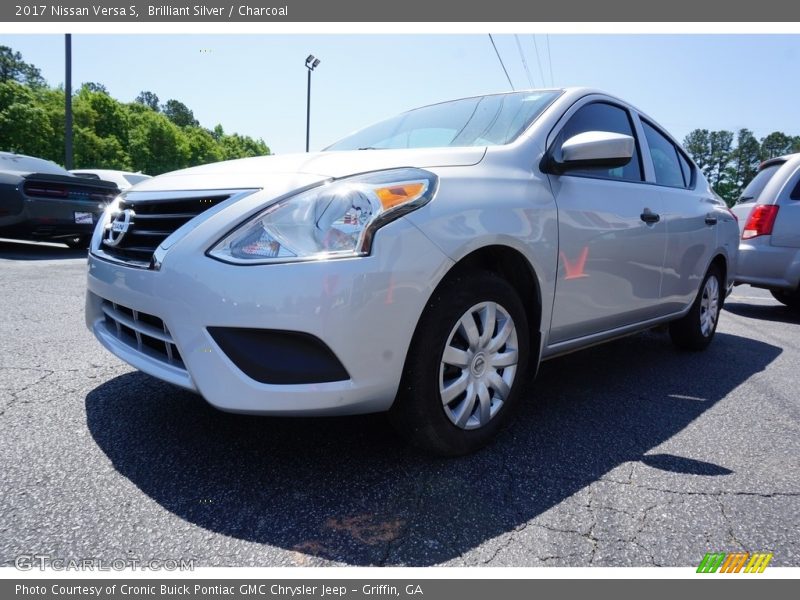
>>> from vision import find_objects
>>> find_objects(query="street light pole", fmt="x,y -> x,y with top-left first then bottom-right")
304,55 -> 320,153
306,67 -> 311,153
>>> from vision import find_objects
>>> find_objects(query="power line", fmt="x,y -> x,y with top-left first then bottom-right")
514,34 -> 535,88
531,35 -> 546,89
545,34 -> 554,87
488,34 -> 514,90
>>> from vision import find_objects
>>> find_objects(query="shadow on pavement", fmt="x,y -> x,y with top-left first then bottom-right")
86,331 -> 780,565
724,301 -> 800,325
638,454 -> 733,476
0,239 -> 87,261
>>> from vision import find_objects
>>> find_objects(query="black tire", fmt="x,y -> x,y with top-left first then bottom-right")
669,264 -> 723,351
63,235 -> 90,250
389,270 -> 531,456
770,288 -> 800,310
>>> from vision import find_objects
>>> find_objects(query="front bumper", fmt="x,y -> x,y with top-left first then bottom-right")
86,216 -> 452,415
0,196 -> 104,240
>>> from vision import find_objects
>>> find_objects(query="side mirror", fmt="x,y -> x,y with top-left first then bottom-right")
543,131 -> 635,174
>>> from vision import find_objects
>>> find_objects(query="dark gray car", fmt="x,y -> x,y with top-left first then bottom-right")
0,151 -> 119,248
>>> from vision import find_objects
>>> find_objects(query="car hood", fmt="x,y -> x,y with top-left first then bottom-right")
130,147 -> 487,193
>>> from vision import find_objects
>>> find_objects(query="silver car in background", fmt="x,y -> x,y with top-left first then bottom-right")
86,88 -> 739,455
731,153 -> 800,309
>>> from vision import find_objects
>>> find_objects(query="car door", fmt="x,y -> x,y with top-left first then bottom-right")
544,99 -> 667,345
637,117 -> 716,313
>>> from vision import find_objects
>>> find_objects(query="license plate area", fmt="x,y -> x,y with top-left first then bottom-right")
74,211 -> 94,225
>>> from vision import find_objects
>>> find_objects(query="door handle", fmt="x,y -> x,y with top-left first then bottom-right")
705,214 -> 718,226
640,210 -> 660,225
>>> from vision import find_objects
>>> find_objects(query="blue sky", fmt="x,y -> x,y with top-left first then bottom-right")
4,34 -> 799,154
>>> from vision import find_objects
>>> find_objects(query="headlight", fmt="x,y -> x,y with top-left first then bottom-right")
208,168 -> 438,264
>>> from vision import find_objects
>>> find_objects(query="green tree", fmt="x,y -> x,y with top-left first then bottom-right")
760,131 -> 794,160
185,126 -> 224,166
74,126 -> 130,170
36,86 -> 68,164
127,109 -> 190,175
684,128 -> 738,204
1,44 -> 271,174
727,129 -> 761,193
219,131 -> 270,160
0,81 -> 54,157
0,45 -> 46,88
708,130 -> 733,189
135,90 -> 160,111
74,86 -> 129,144
684,128 -> 735,200
683,129 -> 711,173
0,78 -> 32,111
81,81 -> 108,94
162,99 -> 198,127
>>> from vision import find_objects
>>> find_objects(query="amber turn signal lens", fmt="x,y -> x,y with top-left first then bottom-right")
375,182 -> 426,209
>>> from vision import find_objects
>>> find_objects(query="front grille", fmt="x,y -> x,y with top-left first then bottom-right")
101,300 -> 185,369
100,193 -> 231,266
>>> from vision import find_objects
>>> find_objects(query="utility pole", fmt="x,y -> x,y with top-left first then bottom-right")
65,34 -> 73,169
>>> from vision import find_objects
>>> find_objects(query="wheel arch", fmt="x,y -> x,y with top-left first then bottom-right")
417,244 -> 544,372
709,252 -> 728,283
708,252 -> 729,304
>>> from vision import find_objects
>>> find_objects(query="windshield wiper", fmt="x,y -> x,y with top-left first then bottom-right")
736,195 -> 754,203
357,146 -> 386,150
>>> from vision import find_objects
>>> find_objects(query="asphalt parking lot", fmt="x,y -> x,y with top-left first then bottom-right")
1,238 -> 798,568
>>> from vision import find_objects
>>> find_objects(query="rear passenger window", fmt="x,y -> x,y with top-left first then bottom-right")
677,152 -> 693,188
642,120 -> 685,188
792,179 -> 800,200
555,102 -> 643,182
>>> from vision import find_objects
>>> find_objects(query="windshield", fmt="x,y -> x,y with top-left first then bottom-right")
326,91 -> 560,151
739,163 -> 783,202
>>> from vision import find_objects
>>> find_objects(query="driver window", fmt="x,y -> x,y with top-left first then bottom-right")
554,102 -> 643,182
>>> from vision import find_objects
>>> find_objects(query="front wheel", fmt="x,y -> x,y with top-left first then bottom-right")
669,265 -> 723,351
389,270 -> 530,456
770,288 -> 800,310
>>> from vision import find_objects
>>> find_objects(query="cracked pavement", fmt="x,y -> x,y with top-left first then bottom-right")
1,239 -> 798,567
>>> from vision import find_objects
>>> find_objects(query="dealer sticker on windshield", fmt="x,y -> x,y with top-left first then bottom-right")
74,212 -> 94,225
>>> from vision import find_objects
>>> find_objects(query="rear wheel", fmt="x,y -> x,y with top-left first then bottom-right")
389,270 -> 530,456
63,235 -> 90,250
770,288 -> 800,310
669,265 -> 723,351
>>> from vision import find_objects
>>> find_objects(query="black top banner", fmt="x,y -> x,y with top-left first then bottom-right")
1,0 -> 798,22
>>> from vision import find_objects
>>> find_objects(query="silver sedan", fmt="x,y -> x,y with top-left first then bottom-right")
86,88 -> 739,455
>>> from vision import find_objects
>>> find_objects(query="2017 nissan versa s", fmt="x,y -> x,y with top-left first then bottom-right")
86,88 -> 739,455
